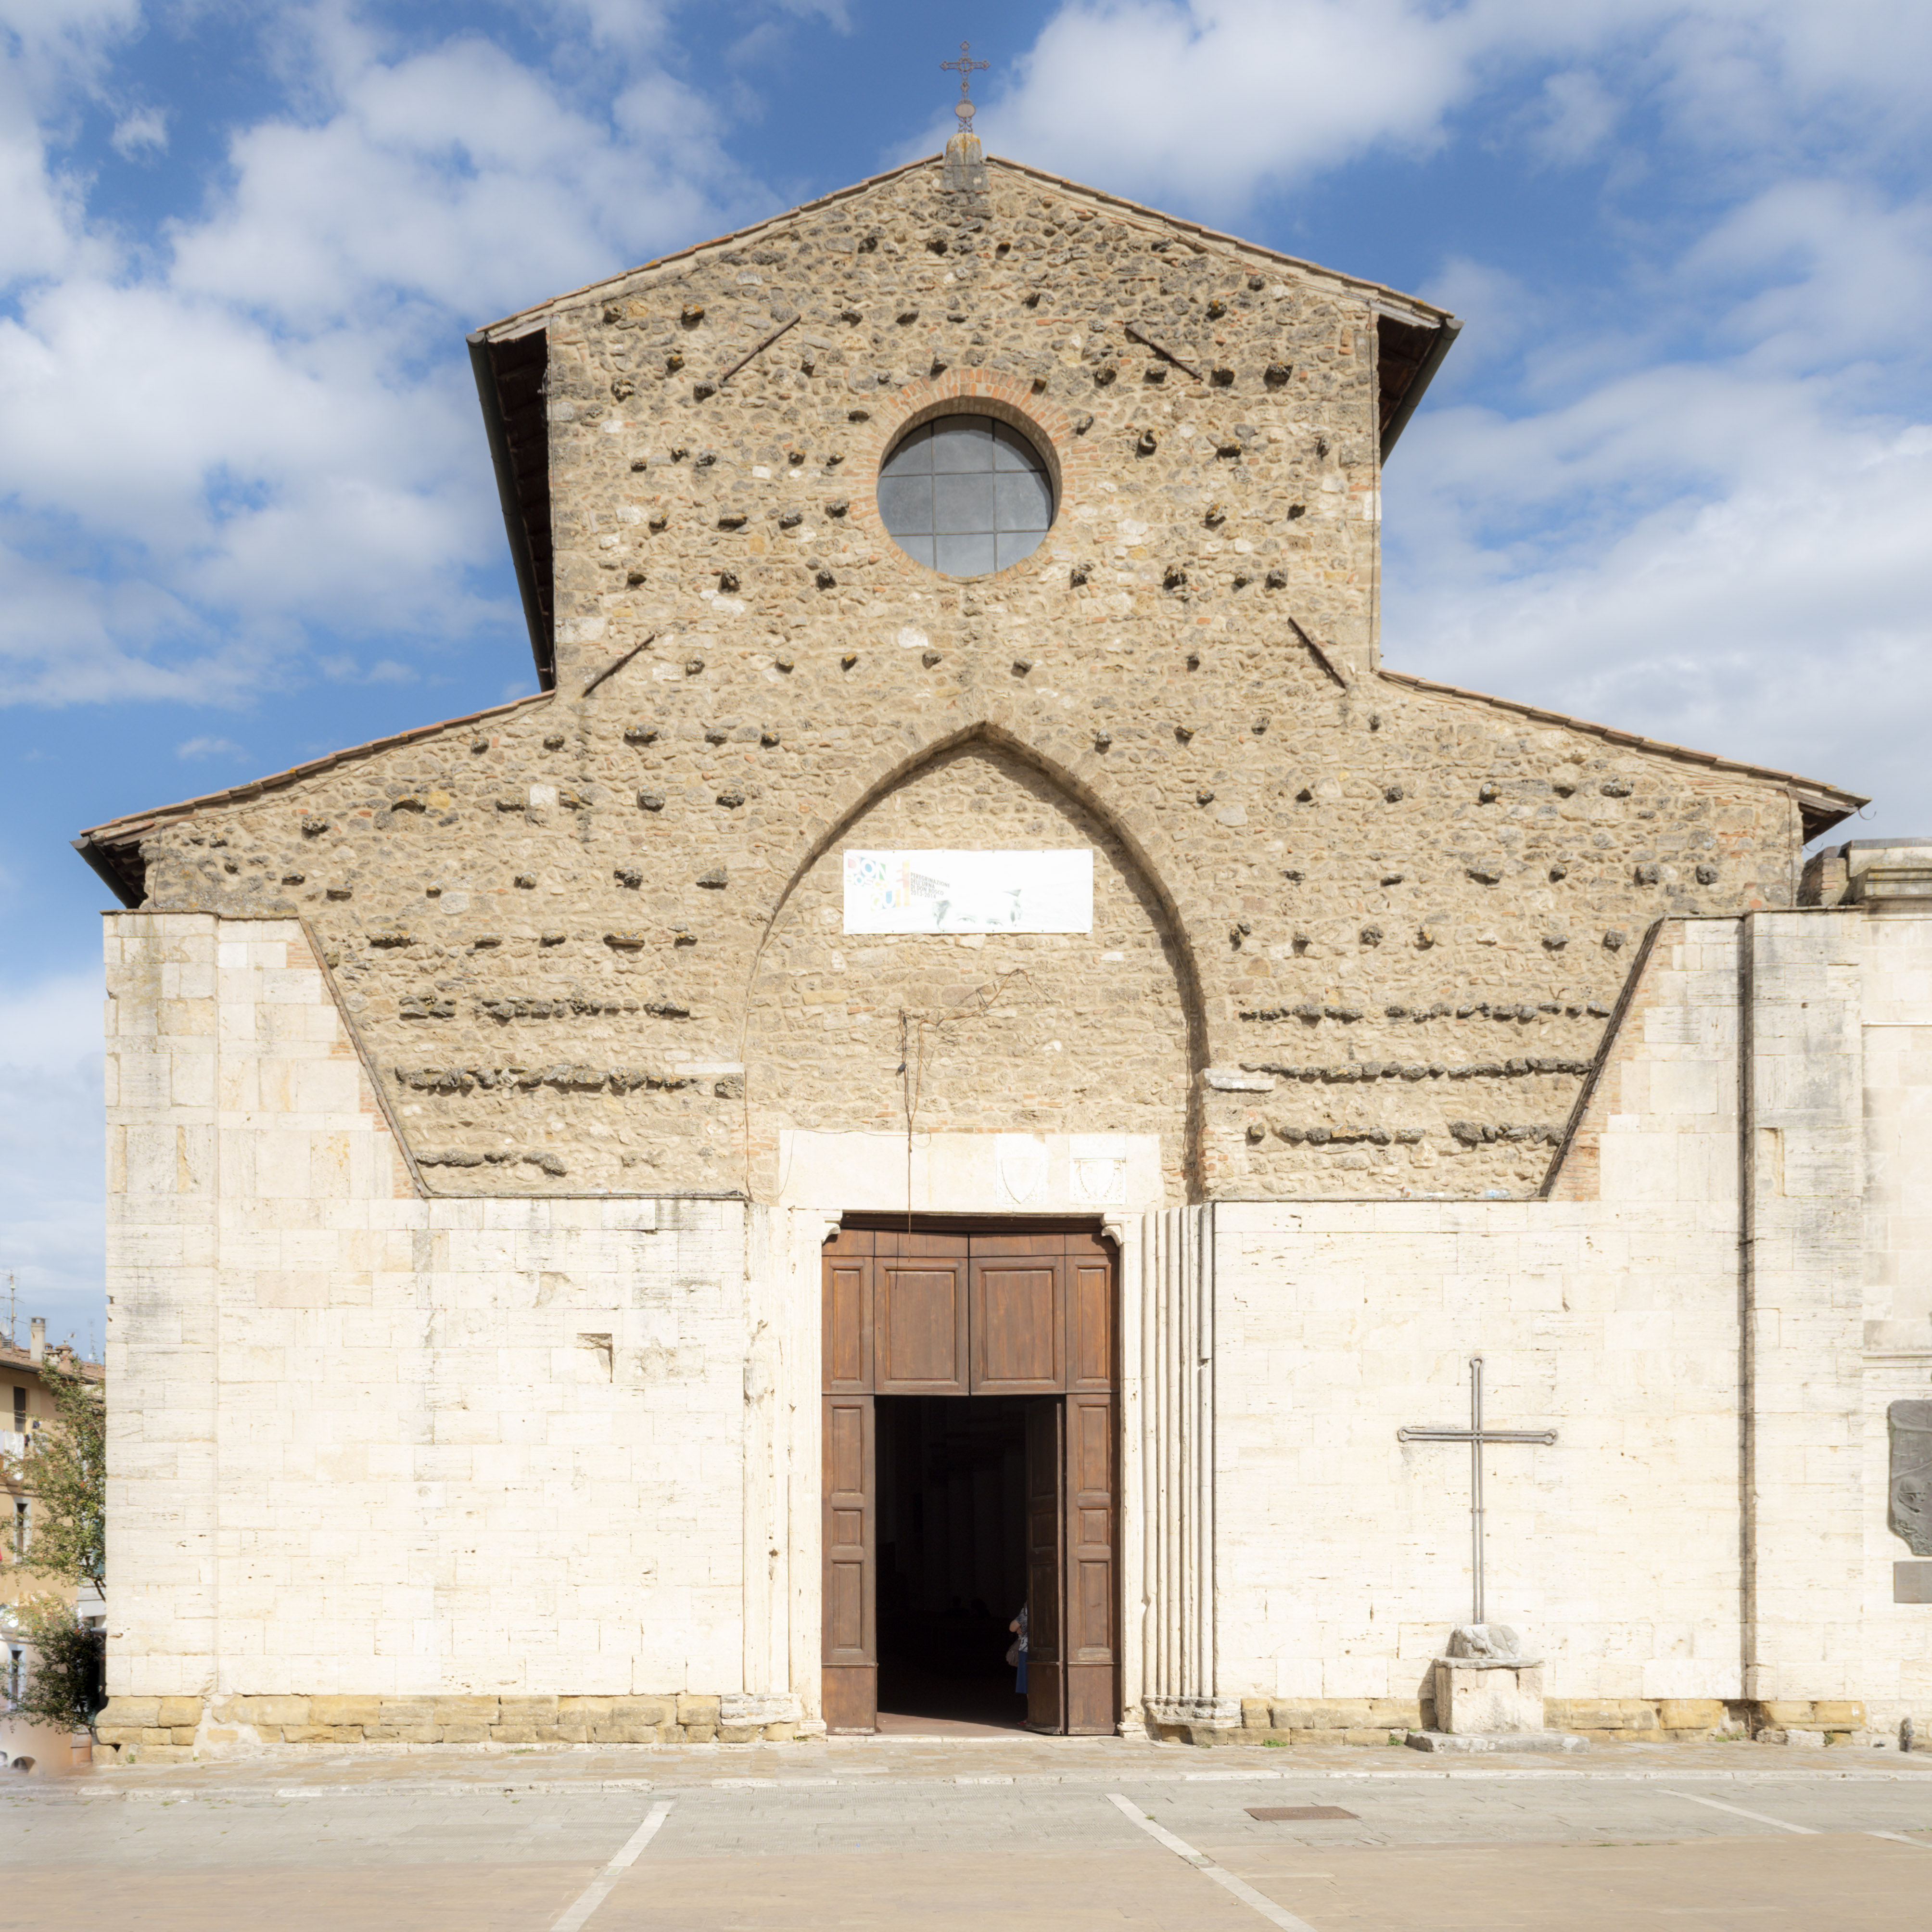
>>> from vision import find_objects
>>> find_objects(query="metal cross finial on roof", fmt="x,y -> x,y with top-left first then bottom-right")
941,40 -> 988,127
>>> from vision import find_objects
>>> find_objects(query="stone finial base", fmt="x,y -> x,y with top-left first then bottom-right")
1434,1656 -> 1547,1733
1422,1628 -> 1586,1752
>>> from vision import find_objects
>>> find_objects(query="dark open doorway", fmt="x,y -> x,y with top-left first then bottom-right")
876,1395 -> 1031,1734
821,1222 -> 1119,1736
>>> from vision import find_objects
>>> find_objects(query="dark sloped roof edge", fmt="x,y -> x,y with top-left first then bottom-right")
74,689 -> 554,905
1378,316 -> 1461,461
469,332 -> 555,691
1378,666 -> 1868,839
73,833 -> 145,909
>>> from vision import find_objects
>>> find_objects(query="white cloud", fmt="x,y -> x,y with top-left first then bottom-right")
1417,258 -> 1538,375
0,11 -> 761,710
0,971 -> 105,1353
1391,421 -> 1932,789
168,35 -> 737,325
108,103 -> 166,156
978,1 -> 1932,213
1524,67 -> 1621,165
318,653 -> 417,684
175,735 -> 249,760
1684,181 -> 1932,371
1385,202 -> 1932,841
982,0 -> 1475,211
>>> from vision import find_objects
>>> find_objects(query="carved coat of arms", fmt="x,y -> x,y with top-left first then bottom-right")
996,1133 -> 1047,1204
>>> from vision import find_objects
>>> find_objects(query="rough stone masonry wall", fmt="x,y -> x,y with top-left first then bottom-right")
743,740 -> 1195,1201
127,157 -> 1806,1202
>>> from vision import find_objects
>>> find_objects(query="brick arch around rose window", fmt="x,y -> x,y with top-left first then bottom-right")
735,717 -> 1208,1204
842,369 -> 1099,594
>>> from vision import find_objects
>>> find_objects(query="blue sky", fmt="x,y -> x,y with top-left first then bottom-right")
4,0 -> 1930,1348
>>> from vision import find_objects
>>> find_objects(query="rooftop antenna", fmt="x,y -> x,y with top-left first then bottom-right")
4,1273 -> 13,1351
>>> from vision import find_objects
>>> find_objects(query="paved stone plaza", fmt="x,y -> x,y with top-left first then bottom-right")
5,1735 -> 1930,1930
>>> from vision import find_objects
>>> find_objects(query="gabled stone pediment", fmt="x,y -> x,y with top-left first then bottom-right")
469,153 -> 1459,691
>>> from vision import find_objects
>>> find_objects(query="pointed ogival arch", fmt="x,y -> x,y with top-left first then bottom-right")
735,711 -> 1212,1199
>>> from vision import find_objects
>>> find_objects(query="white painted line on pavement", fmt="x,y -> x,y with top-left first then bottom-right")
550,1800 -> 673,1932
1867,1830 -> 1932,1850
1106,1792 -> 1322,1932
1666,1791 -> 1816,1834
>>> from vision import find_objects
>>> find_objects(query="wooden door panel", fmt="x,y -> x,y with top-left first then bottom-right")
876,1263 -> 967,1392
1064,1391 -> 1118,1734
875,1231 -> 968,1395
823,1258 -> 871,1394
1069,1242 -> 1114,1391
821,1394 -> 876,1733
1068,1389 -> 1111,1494
972,1260 -> 1064,1392
823,1226 -> 874,1395
1023,1396 -> 1065,1733
1073,1557 -> 1111,1651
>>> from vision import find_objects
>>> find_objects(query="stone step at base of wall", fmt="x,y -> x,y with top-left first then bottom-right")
91,1693 -> 816,1764
1404,1729 -> 1587,1754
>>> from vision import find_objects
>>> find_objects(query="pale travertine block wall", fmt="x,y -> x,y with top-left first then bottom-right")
1741,914 -> 1867,1715
105,914 -> 751,1709
1858,910 -> 1932,1726
1210,910 -> 1932,1741
102,905 -> 1932,1753
1213,921 -> 1747,1723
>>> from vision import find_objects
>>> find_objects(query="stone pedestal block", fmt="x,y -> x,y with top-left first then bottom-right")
1407,1625 -> 1586,1754
1434,1658 -> 1546,1735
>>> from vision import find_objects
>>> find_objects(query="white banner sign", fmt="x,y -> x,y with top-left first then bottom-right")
842,849 -> 1093,934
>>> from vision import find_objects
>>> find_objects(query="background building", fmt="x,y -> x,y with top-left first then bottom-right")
3,1318 -> 105,1773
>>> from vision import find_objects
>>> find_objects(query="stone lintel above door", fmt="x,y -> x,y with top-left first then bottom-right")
776,1129 -> 1162,1216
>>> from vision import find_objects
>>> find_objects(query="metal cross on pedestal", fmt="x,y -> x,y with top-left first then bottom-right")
941,40 -> 988,126
1398,1356 -> 1555,1625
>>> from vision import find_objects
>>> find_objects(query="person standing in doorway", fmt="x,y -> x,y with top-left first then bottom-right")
1007,1603 -> 1028,1697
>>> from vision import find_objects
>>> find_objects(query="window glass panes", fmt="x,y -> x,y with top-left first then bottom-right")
875,416 -> 1054,576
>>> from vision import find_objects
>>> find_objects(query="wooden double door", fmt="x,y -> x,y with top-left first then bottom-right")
821,1223 -> 1119,1736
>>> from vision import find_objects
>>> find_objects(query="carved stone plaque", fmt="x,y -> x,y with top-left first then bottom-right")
1895,1562 -> 1932,1605
1887,1400 -> 1932,1556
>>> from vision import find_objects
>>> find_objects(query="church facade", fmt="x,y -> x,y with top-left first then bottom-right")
77,150 -> 1932,1759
